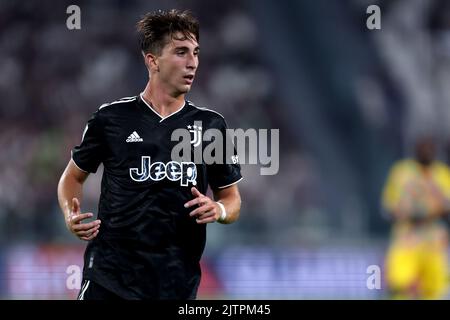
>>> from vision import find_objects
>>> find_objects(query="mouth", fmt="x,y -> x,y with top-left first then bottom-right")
183,74 -> 195,84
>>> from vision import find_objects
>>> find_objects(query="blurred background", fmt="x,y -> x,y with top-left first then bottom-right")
1,0 -> 450,299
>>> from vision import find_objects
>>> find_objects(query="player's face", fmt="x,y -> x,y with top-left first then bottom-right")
157,32 -> 199,96
415,138 -> 436,166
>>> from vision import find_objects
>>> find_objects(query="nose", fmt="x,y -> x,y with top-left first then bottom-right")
186,52 -> 198,70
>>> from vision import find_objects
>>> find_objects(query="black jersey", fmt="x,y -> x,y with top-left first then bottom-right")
71,94 -> 242,299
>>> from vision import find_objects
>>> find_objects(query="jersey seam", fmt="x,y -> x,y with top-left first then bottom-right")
217,177 -> 243,189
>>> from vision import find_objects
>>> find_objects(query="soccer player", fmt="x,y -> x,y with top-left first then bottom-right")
382,136 -> 450,299
57,9 -> 242,300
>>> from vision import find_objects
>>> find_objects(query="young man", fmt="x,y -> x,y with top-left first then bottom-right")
57,9 -> 242,300
382,136 -> 450,299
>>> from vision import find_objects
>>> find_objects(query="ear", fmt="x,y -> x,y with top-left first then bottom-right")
143,52 -> 159,73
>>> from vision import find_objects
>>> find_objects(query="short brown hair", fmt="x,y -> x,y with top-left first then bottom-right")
137,9 -> 199,56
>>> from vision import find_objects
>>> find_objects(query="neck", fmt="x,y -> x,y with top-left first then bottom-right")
141,80 -> 185,118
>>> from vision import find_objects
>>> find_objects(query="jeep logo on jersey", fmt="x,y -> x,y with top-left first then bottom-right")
129,156 -> 197,186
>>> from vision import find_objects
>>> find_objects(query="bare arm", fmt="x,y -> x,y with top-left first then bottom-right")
212,184 -> 241,224
57,159 -> 101,240
184,184 -> 241,224
58,159 -> 88,219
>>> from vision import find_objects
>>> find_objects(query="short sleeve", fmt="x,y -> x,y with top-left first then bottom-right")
206,117 -> 243,189
71,110 -> 104,173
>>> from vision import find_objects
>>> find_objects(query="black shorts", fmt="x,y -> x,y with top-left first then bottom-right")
77,279 -> 123,300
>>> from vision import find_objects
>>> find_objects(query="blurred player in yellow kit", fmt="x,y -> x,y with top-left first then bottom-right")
382,136 -> 450,299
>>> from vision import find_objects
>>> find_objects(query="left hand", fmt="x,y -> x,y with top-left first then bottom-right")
184,187 -> 220,224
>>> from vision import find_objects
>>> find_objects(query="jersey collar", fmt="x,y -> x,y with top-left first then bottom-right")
139,92 -> 187,123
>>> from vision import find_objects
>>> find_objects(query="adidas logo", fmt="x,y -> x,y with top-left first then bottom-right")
126,131 -> 143,143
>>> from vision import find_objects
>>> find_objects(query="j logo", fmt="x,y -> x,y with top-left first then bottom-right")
188,121 -> 202,147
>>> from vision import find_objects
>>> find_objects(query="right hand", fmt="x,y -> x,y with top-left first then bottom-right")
66,198 -> 101,241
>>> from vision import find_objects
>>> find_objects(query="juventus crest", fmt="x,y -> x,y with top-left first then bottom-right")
188,122 -> 202,147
